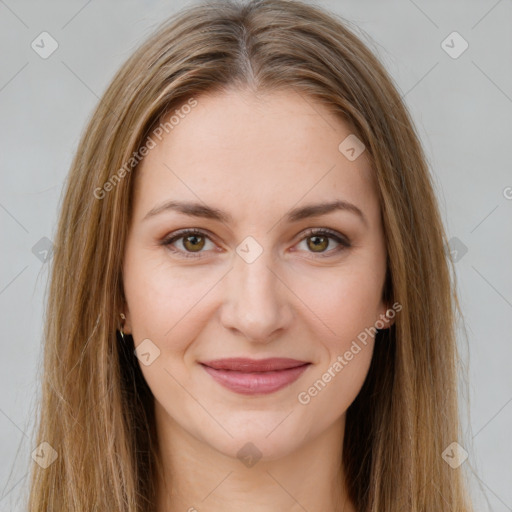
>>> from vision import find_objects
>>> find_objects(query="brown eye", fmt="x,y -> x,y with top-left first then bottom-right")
162,229 -> 215,259
307,234 -> 329,252
296,228 -> 351,257
182,234 -> 205,252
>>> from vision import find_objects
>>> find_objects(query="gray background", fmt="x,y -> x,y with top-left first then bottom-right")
1,0 -> 511,510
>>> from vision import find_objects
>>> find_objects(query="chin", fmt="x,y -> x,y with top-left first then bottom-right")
195,413 -> 310,463
215,434 -> 301,465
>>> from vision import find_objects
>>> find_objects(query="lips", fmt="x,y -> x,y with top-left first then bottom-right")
200,357 -> 311,395
201,357 -> 309,372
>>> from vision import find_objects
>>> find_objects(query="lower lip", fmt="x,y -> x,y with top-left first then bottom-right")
201,364 -> 310,395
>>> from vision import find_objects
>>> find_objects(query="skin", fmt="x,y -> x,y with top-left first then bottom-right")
122,86 -> 393,512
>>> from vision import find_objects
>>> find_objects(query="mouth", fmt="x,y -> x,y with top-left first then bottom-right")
200,357 -> 311,395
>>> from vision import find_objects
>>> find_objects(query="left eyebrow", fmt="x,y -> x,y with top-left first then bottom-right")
143,199 -> 368,227
286,199 -> 368,227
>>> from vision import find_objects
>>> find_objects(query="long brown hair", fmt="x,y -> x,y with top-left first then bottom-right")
27,0 -> 476,510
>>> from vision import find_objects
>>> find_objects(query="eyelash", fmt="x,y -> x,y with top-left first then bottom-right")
160,228 -> 351,260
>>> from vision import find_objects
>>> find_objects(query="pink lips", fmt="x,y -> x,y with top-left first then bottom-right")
200,357 -> 311,395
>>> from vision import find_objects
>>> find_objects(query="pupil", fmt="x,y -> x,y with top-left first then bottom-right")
185,235 -> 203,251
310,235 -> 327,251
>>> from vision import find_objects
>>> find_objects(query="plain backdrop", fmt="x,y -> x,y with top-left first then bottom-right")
0,0 -> 511,510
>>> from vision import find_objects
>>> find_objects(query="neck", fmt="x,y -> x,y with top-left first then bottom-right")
154,402 -> 356,512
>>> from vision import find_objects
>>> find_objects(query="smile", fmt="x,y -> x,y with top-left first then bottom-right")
200,358 -> 311,395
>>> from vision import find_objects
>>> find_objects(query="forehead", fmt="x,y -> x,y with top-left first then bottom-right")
133,87 -> 379,225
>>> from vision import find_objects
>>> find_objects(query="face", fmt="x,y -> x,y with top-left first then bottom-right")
122,87 -> 392,461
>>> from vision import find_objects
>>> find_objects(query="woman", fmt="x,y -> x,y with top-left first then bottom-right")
27,0 -> 475,510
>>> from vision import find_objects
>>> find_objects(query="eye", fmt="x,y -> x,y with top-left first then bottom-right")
295,228 -> 351,257
161,229 -> 216,259
161,227 -> 351,259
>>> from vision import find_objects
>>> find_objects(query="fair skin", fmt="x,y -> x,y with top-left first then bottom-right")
122,87 -> 393,512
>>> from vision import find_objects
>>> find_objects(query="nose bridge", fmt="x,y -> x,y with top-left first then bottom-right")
221,242 -> 290,341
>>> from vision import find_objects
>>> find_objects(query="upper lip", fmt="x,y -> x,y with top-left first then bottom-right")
200,357 -> 310,372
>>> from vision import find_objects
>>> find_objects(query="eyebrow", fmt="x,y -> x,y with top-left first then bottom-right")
143,199 -> 368,227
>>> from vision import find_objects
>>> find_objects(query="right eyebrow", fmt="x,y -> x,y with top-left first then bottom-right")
143,200 -> 232,223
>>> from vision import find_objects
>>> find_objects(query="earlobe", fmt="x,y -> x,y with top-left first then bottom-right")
120,311 -> 132,335
377,303 -> 396,330
383,314 -> 395,329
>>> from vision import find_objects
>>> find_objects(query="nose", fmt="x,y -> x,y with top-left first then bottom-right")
219,246 -> 293,344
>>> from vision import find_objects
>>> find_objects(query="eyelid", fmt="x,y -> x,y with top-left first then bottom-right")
160,227 -> 351,259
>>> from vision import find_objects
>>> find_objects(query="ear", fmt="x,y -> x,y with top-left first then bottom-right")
376,301 -> 397,330
120,304 -> 133,335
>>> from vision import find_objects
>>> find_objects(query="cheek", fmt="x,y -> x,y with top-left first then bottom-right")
122,255 -> 220,404
297,339 -> 374,424
292,261 -> 382,408
295,268 -> 380,413
123,250 -> 224,348
300,261 -> 385,343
